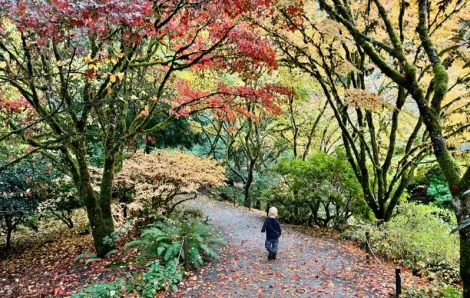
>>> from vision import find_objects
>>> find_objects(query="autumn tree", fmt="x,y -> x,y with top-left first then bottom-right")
0,0 -> 280,256
269,69 -> 333,160
192,72 -> 292,208
113,150 -> 225,216
254,3 -> 431,221
309,0 -> 470,294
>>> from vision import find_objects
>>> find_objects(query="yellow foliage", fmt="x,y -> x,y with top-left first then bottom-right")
115,150 -> 225,213
344,89 -> 384,110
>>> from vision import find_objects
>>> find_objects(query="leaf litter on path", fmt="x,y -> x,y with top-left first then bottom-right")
175,198 -> 430,297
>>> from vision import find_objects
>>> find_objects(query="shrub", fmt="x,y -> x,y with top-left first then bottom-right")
92,150 -> 225,220
401,286 -> 460,298
345,203 -> 459,282
36,176 -> 82,228
408,166 -> 452,209
72,279 -> 128,298
127,219 -> 225,268
133,259 -> 183,297
266,151 -> 368,228
216,185 -> 244,206
0,162 -> 39,250
73,259 -> 183,297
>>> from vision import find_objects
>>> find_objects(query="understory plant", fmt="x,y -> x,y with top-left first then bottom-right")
345,202 -> 459,282
72,259 -> 182,298
267,151 -> 369,228
401,285 -> 461,298
126,218 -> 225,268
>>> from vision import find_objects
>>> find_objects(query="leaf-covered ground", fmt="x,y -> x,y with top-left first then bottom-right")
0,223 -> 143,297
175,198 -> 429,297
0,197 -> 432,297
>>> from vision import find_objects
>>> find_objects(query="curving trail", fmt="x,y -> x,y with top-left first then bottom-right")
174,197 -> 409,298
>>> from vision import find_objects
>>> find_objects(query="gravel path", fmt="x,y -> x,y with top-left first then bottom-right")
174,197 -> 402,297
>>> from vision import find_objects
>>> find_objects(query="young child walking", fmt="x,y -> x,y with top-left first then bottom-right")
261,207 -> 281,260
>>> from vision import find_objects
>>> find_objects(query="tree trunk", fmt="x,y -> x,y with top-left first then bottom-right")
460,230 -> 470,298
75,145 -> 115,257
244,159 -> 256,208
67,218 -> 74,229
82,184 -> 115,257
5,226 -> 13,251
100,154 -> 116,233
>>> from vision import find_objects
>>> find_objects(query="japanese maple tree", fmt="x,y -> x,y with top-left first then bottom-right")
0,0 -> 281,256
114,150 -> 225,216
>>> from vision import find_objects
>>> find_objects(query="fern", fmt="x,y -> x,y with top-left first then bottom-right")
74,252 -> 97,262
199,243 -> 220,260
164,242 -> 181,261
104,249 -> 118,258
129,218 -> 226,270
125,239 -> 148,248
85,258 -> 100,265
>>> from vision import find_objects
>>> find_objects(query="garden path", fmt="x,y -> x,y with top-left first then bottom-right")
174,197 -> 406,298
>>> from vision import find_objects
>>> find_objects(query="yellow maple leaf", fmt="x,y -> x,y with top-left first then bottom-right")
0,61 -> 6,68
110,74 -> 117,83
117,72 -> 124,81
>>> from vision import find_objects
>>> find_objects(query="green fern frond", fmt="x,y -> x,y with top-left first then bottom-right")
74,252 -> 97,262
199,244 -> 220,260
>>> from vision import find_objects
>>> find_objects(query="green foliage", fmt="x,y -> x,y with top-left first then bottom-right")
426,174 -> 452,209
250,170 -> 282,207
126,219 -> 225,268
72,279 -> 128,298
401,285 -> 461,298
216,185 -> 244,206
0,161 -> 39,249
74,252 -> 98,262
408,166 -> 452,209
346,203 -> 459,282
73,260 -> 183,297
144,116 -> 202,151
133,259 -> 183,297
266,151 -> 368,227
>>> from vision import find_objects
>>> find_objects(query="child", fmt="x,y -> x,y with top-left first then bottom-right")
261,207 -> 281,260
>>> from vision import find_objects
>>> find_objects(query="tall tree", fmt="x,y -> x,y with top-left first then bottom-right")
255,3 -> 435,221
313,0 -> 470,294
194,76 -> 290,208
0,0 -> 279,256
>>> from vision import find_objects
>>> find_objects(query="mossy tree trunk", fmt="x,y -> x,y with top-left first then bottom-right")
73,141 -> 115,258
316,0 -> 470,294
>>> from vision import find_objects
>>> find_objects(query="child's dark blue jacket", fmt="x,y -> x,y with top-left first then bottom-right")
261,218 -> 281,240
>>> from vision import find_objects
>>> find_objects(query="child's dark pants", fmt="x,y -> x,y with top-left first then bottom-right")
265,238 -> 279,254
